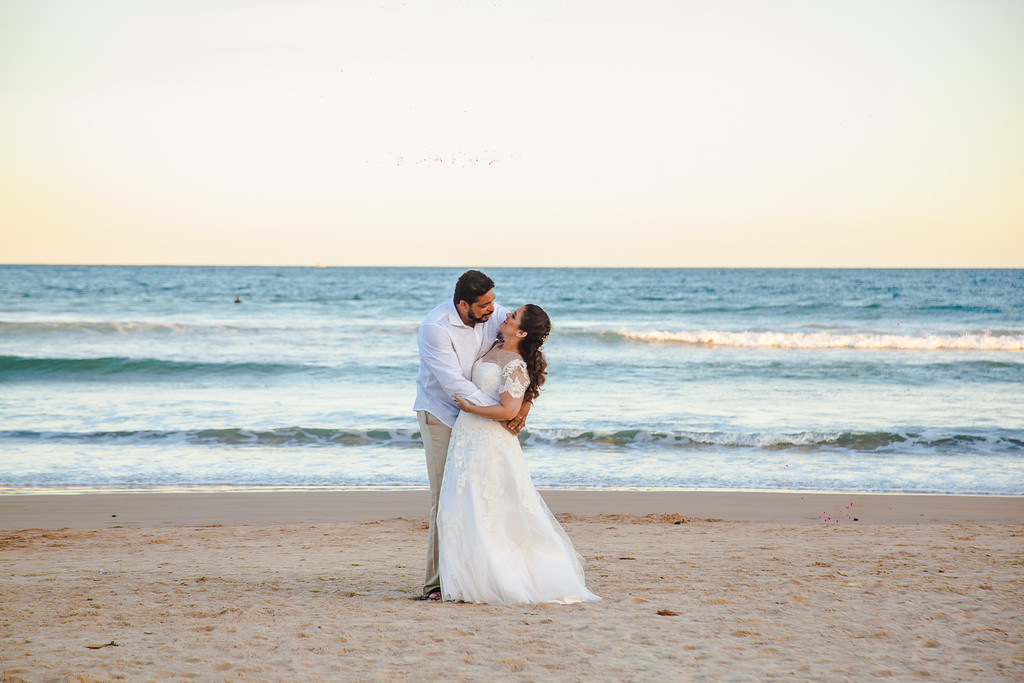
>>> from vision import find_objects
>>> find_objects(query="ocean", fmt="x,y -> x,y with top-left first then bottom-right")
1,266 -> 1021,495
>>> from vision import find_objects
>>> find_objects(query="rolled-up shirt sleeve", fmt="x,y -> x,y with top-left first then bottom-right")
418,324 -> 498,407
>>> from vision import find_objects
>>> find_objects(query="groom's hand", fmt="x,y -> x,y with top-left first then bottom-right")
505,401 -> 532,435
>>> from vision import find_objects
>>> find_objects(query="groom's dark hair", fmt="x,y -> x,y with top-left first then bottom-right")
453,270 -> 495,306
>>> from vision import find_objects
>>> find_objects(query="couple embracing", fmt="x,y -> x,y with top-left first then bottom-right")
414,270 -> 600,605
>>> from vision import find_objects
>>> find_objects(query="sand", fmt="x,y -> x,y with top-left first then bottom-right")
2,491 -> 1022,681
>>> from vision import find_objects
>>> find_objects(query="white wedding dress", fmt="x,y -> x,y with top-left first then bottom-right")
437,345 -> 600,605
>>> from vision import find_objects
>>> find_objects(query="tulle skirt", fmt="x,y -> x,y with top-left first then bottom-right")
437,412 -> 600,605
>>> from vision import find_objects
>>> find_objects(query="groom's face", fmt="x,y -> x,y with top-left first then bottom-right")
465,289 -> 496,324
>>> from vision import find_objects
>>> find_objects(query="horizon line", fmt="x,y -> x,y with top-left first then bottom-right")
2,263 -> 1023,270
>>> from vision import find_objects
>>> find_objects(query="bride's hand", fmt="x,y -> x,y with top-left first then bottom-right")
454,395 -> 476,414
505,400 -> 531,435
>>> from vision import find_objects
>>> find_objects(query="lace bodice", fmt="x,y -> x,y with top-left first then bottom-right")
473,344 -> 529,400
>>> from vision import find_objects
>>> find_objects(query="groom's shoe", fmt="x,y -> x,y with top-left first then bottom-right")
420,589 -> 442,601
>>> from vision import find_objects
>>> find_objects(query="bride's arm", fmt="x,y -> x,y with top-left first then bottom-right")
454,357 -> 530,422
453,392 -> 523,421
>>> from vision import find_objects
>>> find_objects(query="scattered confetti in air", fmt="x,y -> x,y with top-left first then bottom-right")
382,149 -> 519,169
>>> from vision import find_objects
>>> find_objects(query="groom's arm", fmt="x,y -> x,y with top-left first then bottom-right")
418,324 -> 498,407
454,391 -> 523,421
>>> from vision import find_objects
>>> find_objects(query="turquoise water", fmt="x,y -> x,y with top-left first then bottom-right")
1,266 -> 1022,493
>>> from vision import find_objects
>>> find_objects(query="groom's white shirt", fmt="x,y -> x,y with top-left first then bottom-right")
415,299 -> 507,427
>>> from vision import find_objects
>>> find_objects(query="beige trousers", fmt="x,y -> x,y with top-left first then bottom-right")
417,410 -> 453,596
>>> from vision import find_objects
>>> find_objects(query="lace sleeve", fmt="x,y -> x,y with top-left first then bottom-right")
500,358 -> 530,399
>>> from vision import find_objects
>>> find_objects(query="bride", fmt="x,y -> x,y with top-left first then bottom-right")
438,304 -> 600,605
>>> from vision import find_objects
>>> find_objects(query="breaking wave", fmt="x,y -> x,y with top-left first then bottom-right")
607,329 -> 1024,351
2,427 -> 1020,454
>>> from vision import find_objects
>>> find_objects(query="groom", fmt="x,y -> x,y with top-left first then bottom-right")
414,269 -> 532,601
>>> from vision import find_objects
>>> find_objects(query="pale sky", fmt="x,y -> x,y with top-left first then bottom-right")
1,0 -> 1022,267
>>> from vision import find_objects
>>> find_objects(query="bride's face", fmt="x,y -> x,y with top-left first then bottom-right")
500,306 -> 527,339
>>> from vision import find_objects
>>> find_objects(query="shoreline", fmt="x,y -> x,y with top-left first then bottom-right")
2,489 -> 1021,529
4,484 -> 1022,495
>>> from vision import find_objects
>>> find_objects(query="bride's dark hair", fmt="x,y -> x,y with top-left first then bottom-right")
518,304 -> 551,404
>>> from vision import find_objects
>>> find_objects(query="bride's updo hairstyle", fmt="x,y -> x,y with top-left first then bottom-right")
518,304 -> 551,404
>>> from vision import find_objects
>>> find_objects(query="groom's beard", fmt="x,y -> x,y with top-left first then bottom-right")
467,309 -> 492,324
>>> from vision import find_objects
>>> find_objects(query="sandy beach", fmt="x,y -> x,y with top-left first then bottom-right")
2,491 -> 1022,681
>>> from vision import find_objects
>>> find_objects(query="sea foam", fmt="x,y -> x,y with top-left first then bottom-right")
612,329 -> 1024,351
